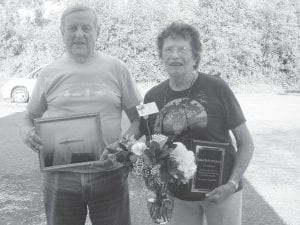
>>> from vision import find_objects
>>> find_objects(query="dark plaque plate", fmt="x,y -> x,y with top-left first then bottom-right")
191,140 -> 228,193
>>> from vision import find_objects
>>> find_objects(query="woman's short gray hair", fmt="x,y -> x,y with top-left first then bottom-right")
157,22 -> 202,69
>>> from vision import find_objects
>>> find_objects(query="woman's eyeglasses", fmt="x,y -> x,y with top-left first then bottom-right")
162,47 -> 192,57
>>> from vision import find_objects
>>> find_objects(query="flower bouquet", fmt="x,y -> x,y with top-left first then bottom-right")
107,134 -> 197,224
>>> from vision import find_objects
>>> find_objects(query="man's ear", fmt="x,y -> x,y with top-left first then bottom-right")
61,27 -> 64,36
96,27 -> 100,37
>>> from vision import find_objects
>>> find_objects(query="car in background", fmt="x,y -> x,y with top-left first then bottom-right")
1,66 -> 43,103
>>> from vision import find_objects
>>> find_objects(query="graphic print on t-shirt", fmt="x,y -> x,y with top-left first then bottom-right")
160,97 -> 207,135
62,83 -> 107,98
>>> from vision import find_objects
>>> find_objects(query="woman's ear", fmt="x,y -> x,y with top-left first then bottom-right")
193,56 -> 200,70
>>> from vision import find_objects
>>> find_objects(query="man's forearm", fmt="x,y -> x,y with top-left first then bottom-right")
124,106 -> 141,139
123,119 -> 141,139
21,116 -> 35,135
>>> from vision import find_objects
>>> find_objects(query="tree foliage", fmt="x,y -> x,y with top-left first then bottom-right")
0,0 -> 299,90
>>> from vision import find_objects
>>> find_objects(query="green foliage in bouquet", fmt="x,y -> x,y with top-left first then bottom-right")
109,134 -> 196,224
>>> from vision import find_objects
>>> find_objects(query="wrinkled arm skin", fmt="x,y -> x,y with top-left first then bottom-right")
205,122 -> 254,204
20,114 -> 43,153
229,122 -> 254,185
123,106 -> 141,139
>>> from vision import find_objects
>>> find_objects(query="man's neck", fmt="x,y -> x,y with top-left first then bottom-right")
70,52 -> 96,64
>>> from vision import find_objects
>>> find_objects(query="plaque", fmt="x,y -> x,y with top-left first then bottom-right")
191,140 -> 228,193
34,113 -> 104,171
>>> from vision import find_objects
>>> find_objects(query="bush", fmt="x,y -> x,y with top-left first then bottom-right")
0,0 -> 299,91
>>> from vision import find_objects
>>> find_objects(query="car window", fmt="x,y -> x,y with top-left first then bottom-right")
28,68 -> 41,79
32,71 -> 39,79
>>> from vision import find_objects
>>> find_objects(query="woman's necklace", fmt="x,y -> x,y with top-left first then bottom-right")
163,72 -> 198,107
161,72 -> 198,134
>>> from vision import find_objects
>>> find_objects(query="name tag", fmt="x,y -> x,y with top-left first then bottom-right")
136,102 -> 159,117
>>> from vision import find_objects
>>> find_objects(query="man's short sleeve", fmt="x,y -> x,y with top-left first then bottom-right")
26,71 -> 47,119
220,81 -> 246,129
120,65 -> 142,110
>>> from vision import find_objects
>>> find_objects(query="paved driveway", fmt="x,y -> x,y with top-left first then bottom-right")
0,93 -> 299,225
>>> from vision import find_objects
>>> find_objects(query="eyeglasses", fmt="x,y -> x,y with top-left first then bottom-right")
162,46 -> 192,57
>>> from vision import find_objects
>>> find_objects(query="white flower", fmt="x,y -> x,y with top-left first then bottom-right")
170,142 -> 197,180
152,134 -> 168,148
131,141 -> 147,156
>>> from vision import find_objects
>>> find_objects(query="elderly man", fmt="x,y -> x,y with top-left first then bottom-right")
21,5 -> 141,225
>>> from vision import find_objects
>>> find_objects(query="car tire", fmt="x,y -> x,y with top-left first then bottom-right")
12,87 -> 29,103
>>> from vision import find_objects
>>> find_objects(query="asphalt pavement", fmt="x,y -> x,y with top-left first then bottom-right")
0,94 -> 300,225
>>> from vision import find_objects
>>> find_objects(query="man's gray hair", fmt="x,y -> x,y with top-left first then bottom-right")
60,5 -> 99,33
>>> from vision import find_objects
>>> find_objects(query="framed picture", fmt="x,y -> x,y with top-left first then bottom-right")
34,113 -> 104,171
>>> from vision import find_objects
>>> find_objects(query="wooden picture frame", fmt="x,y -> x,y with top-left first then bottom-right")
34,113 -> 104,171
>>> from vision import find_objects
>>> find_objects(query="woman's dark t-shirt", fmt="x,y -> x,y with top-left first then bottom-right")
140,72 -> 246,201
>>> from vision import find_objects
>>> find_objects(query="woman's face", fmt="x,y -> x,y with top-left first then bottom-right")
161,37 -> 196,80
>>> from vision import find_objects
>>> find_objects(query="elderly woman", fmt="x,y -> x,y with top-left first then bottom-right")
140,22 -> 254,225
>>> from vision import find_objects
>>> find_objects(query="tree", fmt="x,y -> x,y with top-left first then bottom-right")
0,0 -> 299,90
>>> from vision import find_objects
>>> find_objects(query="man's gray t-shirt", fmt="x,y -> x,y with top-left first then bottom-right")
27,53 -> 142,172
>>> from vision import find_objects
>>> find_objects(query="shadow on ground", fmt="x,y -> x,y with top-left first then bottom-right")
129,177 -> 288,225
242,179 -> 286,225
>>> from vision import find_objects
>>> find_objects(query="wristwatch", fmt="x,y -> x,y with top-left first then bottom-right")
228,180 -> 239,191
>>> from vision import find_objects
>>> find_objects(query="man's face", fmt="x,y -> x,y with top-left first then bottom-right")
62,10 -> 98,62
